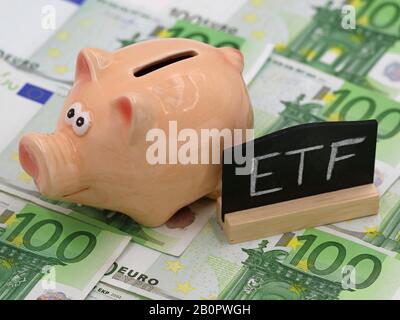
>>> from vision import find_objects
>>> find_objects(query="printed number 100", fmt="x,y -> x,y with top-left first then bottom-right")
6,212 -> 97,264
285,234 -> 382,289
323,89 -> 400,139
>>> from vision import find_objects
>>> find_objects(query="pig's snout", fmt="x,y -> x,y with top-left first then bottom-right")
19,133 -> 80,198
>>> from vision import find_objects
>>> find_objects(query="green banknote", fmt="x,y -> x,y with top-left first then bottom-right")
151,19 -> 273,84
369,178 -> 400,251
279,0 -> 400,101
0,184 -> 213,257
0,191 -> 129,300
46,197 -> 214,256
249,54 -> 400,193
140,0 -> 322,83
102,217 -> 400,300
149,0 -> 326,49
154,0 -> 400,100
26,0 -> 272,85
330,177 -> 400,253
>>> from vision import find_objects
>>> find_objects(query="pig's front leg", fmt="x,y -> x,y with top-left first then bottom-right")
205,180 -> 221,200
165,206 -> 196,229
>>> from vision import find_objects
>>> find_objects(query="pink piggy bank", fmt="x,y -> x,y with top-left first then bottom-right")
19,38 -> 253,227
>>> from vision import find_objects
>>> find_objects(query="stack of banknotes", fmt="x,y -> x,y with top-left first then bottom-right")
0,0 -> 400,300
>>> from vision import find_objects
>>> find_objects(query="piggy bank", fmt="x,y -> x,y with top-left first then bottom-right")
19,38 -> 253,227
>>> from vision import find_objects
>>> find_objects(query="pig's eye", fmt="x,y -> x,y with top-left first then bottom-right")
72,111 -> 91,136
65,103 -> 82,125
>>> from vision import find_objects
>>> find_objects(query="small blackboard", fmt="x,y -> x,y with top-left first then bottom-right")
221,120 -> 377,221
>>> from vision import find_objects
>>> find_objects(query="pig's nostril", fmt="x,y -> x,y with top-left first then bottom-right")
19,143 -> 39,180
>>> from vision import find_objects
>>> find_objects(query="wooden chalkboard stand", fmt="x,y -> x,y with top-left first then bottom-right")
217,183 -> 379,244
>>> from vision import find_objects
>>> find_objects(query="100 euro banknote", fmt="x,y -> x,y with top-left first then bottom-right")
130,0 -> 326,53
26,0 -> 272,85
0,191 -> 129,300
249,54 -> 400,194
151,0 -> 400,101
278,0 -> 400,101
329,176 -> 400,253
102,216 -> 400,300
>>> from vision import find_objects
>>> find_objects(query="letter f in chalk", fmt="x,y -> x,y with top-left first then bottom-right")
326,137 -> 366,181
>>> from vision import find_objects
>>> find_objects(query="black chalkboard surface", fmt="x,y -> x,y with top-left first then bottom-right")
221,120 -> 377,221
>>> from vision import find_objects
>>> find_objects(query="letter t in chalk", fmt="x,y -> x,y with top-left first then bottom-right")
218,120 -> 379,244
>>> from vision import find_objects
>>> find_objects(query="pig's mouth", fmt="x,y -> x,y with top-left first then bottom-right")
62,187 -> 90,198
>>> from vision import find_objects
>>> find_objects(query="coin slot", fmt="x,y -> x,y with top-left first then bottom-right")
134,50 -> 198,77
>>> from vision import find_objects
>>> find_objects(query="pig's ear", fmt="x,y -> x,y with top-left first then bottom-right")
219,47 -> 244,72
75,48 -> 112,82
111,93 -> 158,143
